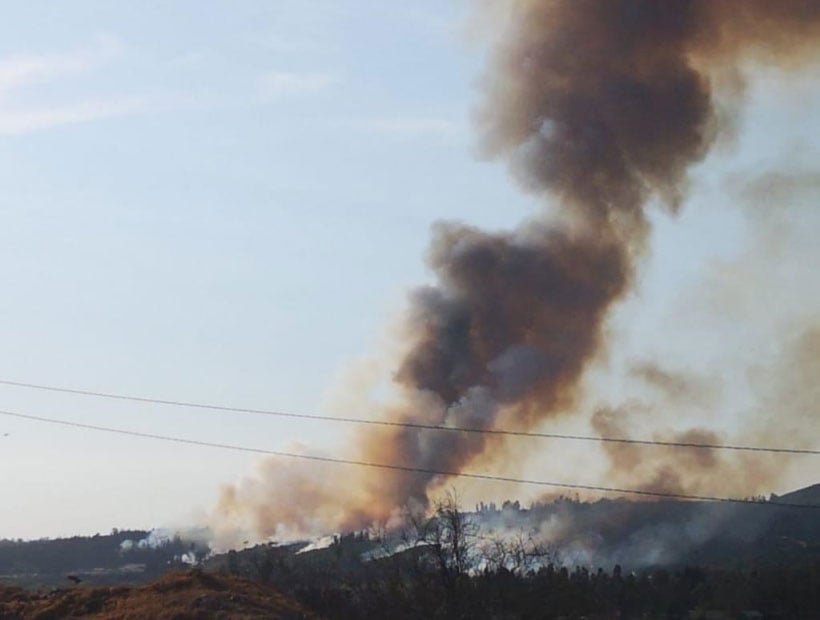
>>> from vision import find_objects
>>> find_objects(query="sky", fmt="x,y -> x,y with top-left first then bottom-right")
0,2 -> 818,540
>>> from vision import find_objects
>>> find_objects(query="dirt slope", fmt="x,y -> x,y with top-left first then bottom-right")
0,569 -> 319,619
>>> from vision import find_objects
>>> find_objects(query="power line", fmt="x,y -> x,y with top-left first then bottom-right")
0,378 -> 817,456
0,407 -> 817,510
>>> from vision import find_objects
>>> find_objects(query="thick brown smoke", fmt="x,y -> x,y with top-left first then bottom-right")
214,1 -> 820,543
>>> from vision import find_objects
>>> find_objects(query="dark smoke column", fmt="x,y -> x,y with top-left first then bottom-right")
361,0 -> 820,513
365,0 -> 723,509
216,0 -> 820,540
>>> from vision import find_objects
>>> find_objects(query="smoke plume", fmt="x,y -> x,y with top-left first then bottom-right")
214,1 -> 820,543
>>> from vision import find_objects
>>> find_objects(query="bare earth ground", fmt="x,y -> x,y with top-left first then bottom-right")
0,569 -> 319,619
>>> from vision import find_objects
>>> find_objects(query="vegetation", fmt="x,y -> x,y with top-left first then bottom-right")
0,569 -> 316,619
0,529 -> 209,588
3,491 -> 820,617
213,492 -> 820,619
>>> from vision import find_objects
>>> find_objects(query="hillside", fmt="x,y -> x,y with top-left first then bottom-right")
772,483 -> 820,506
201,489 -> 820,618
2,489 -> 820,618
210,489 -> 820,579
0,530 -> 209,589
0,569 -> 318,619
3,486 -> 818,593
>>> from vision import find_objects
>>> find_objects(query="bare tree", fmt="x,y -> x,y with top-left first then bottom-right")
402,488 -> 479,592
479,528 -> 555,576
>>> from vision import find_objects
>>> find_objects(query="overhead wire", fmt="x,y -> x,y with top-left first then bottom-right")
0,378 -> 817,455
0,407 -> 817,510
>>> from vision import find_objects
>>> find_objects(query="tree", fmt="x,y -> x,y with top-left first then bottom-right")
396,490 -> 476,591
406,489 -> 479,594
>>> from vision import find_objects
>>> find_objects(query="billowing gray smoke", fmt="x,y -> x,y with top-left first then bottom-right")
214,1 -> 820,543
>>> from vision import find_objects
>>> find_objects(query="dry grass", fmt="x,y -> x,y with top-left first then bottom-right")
0,569 -> 319,619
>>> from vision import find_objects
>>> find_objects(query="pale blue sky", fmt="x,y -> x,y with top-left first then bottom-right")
0,2 -> 817,540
